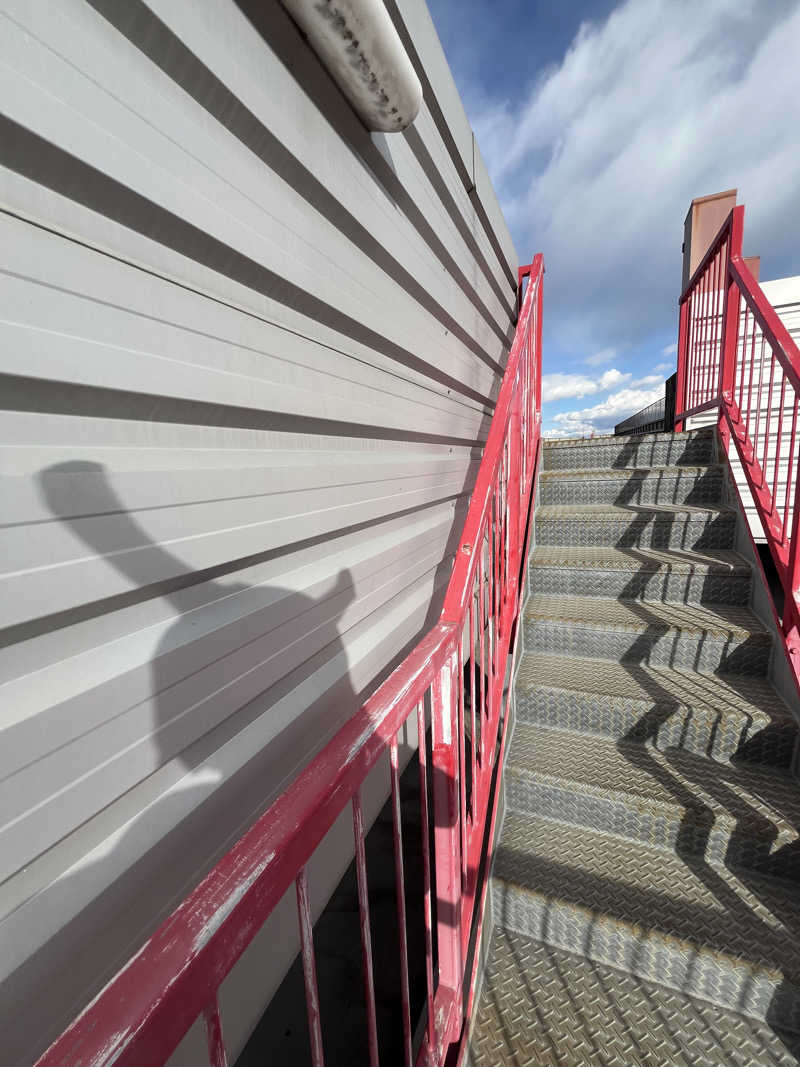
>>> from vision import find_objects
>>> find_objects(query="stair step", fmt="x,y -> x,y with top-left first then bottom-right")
514,652 -> 798,767
543,428 -> 715,471
539,464 -> 725,507
491,812 -> 800,1030
535,502 -> 738,550
523,595 -> 772,675
469,926 -> 800,1067
505,723 -> 800,882
530,545 -> 752,604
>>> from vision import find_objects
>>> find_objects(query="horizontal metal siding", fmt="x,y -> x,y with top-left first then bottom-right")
0,0 -> 516,1062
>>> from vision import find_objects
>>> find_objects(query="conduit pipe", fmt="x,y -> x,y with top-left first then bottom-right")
280,0 -> 422,131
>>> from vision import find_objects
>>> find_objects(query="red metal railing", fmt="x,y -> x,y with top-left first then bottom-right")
36,254 -> 544,1067
676,204 -> 800,686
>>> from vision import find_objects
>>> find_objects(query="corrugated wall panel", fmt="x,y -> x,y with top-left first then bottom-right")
0,0 -> 517,1062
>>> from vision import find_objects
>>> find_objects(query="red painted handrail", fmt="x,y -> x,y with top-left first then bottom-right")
675,204 -> 800,688
35,255 -> 544,1067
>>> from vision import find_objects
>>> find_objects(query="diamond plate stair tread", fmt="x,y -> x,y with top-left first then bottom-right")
469,926 -> 800,1066
493,812 -> 800,1005
531,545 -> 750,574
525,594 -> 768,639
542,440 -> 715,472
506,722 -> 799,857
542,428 -> 714,448
534,503 -> 739,550
537,503 -> 734,519
516,651 -> 790,715
539,464 -> 721,481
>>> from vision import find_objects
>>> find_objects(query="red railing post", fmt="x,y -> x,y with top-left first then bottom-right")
431,651 -> 463,1040
784,461 -> 800,657
675,299 -> 689,430
534,262 -> 543,427
717,207 -> 745,452
506,373 -> 522,609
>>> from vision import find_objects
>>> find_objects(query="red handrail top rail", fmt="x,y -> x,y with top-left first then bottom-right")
36,255 -> 545,1067
442,253 -> 543,622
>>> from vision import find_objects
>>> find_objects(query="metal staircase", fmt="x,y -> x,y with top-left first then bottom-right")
469,426 -> 800,1066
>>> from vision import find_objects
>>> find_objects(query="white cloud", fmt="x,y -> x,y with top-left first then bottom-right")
630,373 -> 663,388
547,382 -> 665,437
653,361 -> 674,373
661,343 -> 678,357
584,347 -> 617,366
477,0 -> 800,354
542,367 -> 629,402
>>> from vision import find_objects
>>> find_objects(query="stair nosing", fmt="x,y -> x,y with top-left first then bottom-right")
524,595 -> 769,639
540,463 -> 722,480
530,545 -> 751,574
492,811 -> 799,985
536,502 -> 736,516
505,722 -> 799,839
542,428 -> 714,447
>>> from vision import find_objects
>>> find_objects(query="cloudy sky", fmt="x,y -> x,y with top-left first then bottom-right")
427,0 -> 800,436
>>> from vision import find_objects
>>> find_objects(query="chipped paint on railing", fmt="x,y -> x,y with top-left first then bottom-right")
35,257 -> 545,1067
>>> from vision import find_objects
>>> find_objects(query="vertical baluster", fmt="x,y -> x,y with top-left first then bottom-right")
754,334 -> 767,468
709,250 -> 719,400
746,312 -> 757,429
457,638 -> 467,885
389,738 -> 413,1067
708,256 -> 721,401
498,482 -> 504,650
487,511 -> 495,744
763,352 -> 776,490
479,542 -> 487,772
416,699 -> 435,1050
694,268 -> 707,405
691,290 -> 695,409
203,998 -> 228,1067
773,371 -> 787,528
718,264 -> 739,455
784,460 -> 800,644
469,594 -> 477,809
738,304 -> 750,411
690,283 -> 702,407
296,868 -> 325,1067
493,485 -> 500,638
685,292 -> 695,410
783,398 -> 799,547
713,246 -> 725,397
431,653 -> 462,1027
676,299 -> 689,428
352,790 -> 379,1067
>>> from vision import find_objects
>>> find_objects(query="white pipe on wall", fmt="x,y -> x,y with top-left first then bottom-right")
280,0 -> 422,132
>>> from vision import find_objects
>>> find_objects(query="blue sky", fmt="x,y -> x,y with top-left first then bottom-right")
428,0 -> 800,436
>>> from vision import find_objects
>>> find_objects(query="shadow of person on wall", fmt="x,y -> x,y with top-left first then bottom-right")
37,460 -> 359,806
8,460 -> 360,1065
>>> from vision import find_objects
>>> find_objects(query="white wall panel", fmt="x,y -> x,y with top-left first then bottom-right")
0,0 -> 516,1062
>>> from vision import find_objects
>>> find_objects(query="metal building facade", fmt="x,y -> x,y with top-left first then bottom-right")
0,1 -> 517,1062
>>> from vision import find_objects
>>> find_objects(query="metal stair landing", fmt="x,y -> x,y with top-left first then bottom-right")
468,428 -> 800,1067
